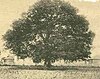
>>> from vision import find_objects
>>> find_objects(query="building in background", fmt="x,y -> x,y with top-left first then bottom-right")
1,56 -> 14,65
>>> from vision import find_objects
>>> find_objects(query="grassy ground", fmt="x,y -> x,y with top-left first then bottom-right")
0,65 -> 100,79
8,65 -> 100,70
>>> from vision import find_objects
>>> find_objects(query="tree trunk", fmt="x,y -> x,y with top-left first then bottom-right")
44,59 -> 52,68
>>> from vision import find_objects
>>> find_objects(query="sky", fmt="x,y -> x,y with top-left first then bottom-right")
0,0 -> 100,58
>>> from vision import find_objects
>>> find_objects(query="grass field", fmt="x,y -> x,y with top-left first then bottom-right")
0,66 -> 100,79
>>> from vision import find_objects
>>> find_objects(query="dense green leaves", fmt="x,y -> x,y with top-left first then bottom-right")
3,0 -> 95,67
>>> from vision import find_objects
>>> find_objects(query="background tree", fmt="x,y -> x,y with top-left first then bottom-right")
3,0 -> 95,67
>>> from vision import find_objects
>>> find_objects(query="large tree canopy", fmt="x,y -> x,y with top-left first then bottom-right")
3,0 -> 95,67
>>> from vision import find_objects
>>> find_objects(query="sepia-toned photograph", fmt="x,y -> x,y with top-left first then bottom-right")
0,0 -> 100,79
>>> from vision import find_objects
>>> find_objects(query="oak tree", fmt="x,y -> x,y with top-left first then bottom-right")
3,0 -> 95,67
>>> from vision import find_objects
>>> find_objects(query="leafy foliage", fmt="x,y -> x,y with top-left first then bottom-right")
3,0 -> 95,67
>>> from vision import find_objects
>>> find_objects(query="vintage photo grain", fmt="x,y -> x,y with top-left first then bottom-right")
0,0 -> 100,79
